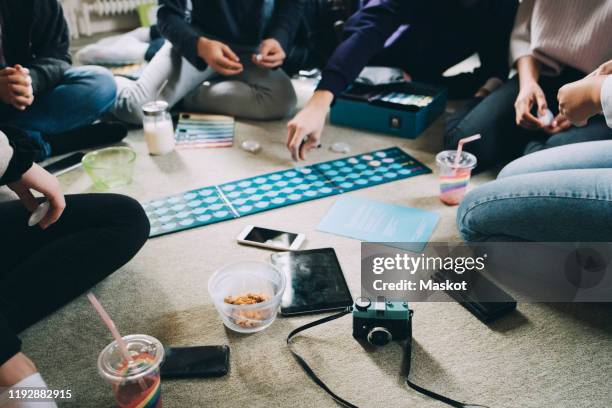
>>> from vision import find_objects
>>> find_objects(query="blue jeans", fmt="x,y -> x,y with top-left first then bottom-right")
457,140 -> 612,242
0,66 -> 117,159
445,69 -> 612,173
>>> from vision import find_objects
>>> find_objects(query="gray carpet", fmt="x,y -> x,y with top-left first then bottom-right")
18,86 -> 612,408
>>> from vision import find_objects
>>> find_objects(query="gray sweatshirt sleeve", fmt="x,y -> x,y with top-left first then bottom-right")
0,131 -> 14,181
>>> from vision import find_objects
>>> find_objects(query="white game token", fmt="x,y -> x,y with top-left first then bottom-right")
330,142 -> 350,154
28,202 -> 50,227
538,109 -> 554,127
255,54 -> 263,62
241,140 -> 261,153
369,160 -> 382,167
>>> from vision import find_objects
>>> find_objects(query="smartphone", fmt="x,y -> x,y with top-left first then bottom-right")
237,225 -> 305,251
160,346 -> 229,379
271,248 -> 353,316
43,152 -> 84,176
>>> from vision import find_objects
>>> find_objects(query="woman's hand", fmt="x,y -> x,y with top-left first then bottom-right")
558,75 -> 605,126
7,164 -> 66,229
197,37 -> 243,76
252,38 -> 286,69
514,80 -> 548,129
286,91 -> 333,161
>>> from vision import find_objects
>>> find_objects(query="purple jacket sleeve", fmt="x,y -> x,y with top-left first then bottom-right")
317,0 -> 406,96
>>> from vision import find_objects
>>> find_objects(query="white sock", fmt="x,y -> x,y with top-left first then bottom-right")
0,373 -> 58,408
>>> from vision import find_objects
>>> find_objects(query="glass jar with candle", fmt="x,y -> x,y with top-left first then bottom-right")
142,101 -> 175,155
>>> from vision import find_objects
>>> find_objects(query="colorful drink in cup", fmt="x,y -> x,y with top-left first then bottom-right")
98,334 -> 164,408
436,150 -> 477,205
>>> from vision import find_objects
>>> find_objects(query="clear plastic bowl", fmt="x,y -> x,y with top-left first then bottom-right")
208,262 -> 286,333
82,147 -> 136,190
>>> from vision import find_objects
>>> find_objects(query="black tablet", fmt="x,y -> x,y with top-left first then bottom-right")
271,248 -> 353,316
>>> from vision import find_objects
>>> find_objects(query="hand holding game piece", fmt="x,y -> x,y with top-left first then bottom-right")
286,90 -> 333,161
197,37 -> 243,76
252,38 -> 285,68
8,164 -> 66,229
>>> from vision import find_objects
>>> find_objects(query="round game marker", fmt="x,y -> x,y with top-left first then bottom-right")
28,202 -> 50,227
538,109 -> 554,127
362,154 -> 373,161
375,152 -> 387,158
241,140 -> 261,153
369,160 -> 382,167
383,158 -> 394,163
330,142 -> 350,154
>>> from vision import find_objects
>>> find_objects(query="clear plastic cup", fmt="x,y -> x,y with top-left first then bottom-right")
98,334 -> 164,408
436,150 -> 477,205
208,262 -> 286,333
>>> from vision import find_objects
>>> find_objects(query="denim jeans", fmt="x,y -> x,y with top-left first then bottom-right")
457,140 -> 612,242
0,66 -> 117,159
445,69 -> 612,173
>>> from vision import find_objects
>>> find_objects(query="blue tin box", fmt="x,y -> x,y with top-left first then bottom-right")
330,81 -> 447,139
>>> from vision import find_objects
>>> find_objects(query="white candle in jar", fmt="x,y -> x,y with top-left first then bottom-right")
142,101 -> 176,155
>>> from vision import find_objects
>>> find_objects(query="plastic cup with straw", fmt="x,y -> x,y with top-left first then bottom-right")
88,293 -> 165,408
435,134 -> 480,206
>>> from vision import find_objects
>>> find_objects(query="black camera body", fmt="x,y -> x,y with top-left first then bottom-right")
352,297 -> 413,346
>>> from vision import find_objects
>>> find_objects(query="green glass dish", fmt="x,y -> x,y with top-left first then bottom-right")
82,147 -> 136,190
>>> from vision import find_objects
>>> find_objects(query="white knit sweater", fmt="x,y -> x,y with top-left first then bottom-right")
511,0 -> 612,75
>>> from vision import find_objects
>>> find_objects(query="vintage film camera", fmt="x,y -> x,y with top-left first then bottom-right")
352,296 -> 413,346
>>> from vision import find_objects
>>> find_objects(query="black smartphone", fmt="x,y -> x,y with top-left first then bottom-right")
160,346 -> 229,379
43,152 -> 84,175
271,248 -> 353,316
433,269 -> 517,323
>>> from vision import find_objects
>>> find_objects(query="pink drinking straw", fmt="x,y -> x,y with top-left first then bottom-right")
453,134 -> 481,169
87,293 -> 147,390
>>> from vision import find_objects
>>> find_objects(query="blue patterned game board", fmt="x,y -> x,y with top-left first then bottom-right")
175,113 -> 234,149
143,147 -> 431,237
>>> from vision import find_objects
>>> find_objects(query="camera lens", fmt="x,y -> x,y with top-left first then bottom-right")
367,327 -> 392,346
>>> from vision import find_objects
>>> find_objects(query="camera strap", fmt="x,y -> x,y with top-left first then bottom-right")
286,309 -> 488,408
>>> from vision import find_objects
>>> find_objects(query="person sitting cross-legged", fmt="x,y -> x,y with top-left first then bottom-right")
0,0 -> 127,162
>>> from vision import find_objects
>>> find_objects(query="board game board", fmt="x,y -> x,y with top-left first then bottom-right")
143,147 -> 431,237
174,113 -> 234,149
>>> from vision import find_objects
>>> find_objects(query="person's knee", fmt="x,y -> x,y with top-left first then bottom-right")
456,190 -> 489,242
250,81 -> 297,120
106,194 -> 150,250
67,66 -> 117,113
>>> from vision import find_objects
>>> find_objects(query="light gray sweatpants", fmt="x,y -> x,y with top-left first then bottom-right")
111,41 -> 297,125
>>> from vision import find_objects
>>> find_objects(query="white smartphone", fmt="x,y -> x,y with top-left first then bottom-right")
237,225 -> 305,251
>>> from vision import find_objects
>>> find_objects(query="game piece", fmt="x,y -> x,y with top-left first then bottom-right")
256,54 -> 263,62
538,109 -> 554,127
330,142 -> 350,154
143,147 -> 431,237
241,140 -> 261,153
175,113 -> 234,149
28,202 -> 50,227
